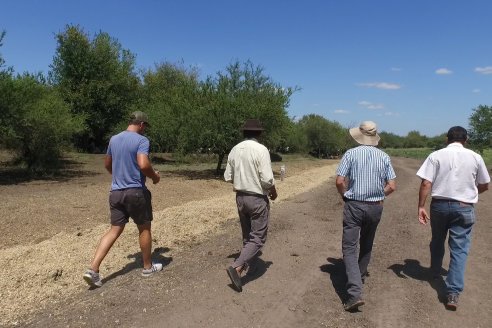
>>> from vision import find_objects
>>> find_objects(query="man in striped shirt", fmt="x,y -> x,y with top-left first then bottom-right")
335,121 -> 396,311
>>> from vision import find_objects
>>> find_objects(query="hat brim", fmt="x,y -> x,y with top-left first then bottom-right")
240,127 -> 264,131
349,127 -> 380,146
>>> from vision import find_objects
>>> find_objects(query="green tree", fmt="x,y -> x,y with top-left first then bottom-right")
136,62 -> 201,152
297,114 -> 348,158
0,72 -> 84,173
468,104 -> 492,152
50,25 -> 140,152
0,30 -> 6,70
379,131 -> 405,148
403,130 -> 427,148
198,61 -> 295,173
426,133 -> 447,150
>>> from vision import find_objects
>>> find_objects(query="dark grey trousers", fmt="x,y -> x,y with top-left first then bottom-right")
342,200 -> 383,301
232,192 -> 270,269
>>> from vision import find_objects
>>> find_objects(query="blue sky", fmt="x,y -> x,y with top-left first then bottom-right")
1,0 -> 491,137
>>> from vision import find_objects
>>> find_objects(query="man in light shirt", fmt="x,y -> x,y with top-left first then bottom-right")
224,119 -> 278,292
417,126 -> 490,311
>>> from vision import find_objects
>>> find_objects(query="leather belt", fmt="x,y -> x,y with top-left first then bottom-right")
344,197 -> 383,205
431,198 -> 472,206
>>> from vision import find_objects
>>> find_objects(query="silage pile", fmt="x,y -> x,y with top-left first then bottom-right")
0,163 -> 337,326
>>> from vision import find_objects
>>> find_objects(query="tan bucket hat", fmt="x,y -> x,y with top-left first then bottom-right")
349,121 -> 380,146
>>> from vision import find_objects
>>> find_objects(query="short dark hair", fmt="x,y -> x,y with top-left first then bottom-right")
447,126 -> 467,143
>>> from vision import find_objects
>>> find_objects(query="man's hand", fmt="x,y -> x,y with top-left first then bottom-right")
152,170 -> 161,184
418,207 -> 430,225
268,187 -> 278,200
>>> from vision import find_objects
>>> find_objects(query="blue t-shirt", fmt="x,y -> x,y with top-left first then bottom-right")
106,131 -> 150,190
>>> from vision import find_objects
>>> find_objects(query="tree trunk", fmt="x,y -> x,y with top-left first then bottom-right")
216,153 -> 226,176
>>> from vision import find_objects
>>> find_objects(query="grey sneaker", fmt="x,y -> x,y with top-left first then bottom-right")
83,269 -> 102,287
142,263 -> 163,277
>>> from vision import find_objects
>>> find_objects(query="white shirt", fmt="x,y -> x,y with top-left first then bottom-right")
416,143 -> 490,203
224,139 -> 275,195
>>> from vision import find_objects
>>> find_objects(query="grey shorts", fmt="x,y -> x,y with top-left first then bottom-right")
109,188 -> 153,226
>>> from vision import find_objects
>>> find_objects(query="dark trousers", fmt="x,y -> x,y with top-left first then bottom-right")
342,201 -> 383,301
232,192 -> 270,269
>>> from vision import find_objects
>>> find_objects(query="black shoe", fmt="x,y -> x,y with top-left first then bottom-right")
226,266 -> 242,292
445,294 -> 458,311
344,298 -> 365,311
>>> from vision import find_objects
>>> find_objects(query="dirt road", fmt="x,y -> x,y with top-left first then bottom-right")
14,158 -> 492,327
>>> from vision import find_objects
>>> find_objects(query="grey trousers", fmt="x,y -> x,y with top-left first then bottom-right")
232,192 -> 270,269
342,200 -> 383,301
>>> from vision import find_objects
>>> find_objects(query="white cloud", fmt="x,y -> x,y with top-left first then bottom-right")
475,66 -> 492,75
357,82 -> 401,90
358,101 -> 384,110
391,67 -> 402,72
435,68 -> 453,75
334,109 -> 349,114
472,89 -> 481,93
384,112 -> 398,116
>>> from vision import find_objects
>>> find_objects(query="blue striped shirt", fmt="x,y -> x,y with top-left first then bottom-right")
336,146 -> 396,202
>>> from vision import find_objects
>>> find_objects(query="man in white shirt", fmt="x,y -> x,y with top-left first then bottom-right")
224,119 -> 278,292
417,126 -> 490,311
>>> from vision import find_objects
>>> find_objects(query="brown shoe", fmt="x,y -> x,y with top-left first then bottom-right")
344,298 -> 365,311
445,294 -> 458,311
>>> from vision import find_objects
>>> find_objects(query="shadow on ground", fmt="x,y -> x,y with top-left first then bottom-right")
0,158 -> 101,185
388,258 -> 448,304
320,257 -> 348,303
89,247 -> 173,290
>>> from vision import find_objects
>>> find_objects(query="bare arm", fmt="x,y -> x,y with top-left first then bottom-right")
418,179 -> 432,225
137,153 -> 160,184
335,176 -> 346,198
384,179 -> 396,196
104,155 -> 112,174
478,183 -> 489,194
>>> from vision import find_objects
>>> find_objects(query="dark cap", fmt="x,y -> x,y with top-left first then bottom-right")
241,119 -> 264,131
130,111 -> 150,126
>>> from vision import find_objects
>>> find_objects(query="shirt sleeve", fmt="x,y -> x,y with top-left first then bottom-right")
416,155 -> 434,182
476,156 -> 491,184
336,152 -> 350,177
224,152 -> 233,183
137,137 -> 150,155
258,147 -> 275,190
386,157 -> 397,180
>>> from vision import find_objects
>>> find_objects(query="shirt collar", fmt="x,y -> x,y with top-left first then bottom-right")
446,142 -> 464,148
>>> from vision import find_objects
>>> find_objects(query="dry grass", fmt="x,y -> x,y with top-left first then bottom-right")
0,154 -> 338,326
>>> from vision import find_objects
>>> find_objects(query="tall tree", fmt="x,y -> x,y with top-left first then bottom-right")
468,104 -> 492,152
297,114 -> 349,158
50,25 -> 140,152
1,71 -> 83,173
404,130 -> 427,148
198,61 -> 295,173
137,62 -> 201,152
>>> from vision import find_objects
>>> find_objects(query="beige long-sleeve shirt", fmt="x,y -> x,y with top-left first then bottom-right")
224,139 -> 275,195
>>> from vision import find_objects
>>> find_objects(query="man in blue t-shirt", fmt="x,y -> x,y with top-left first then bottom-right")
83,111 -> 162,288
